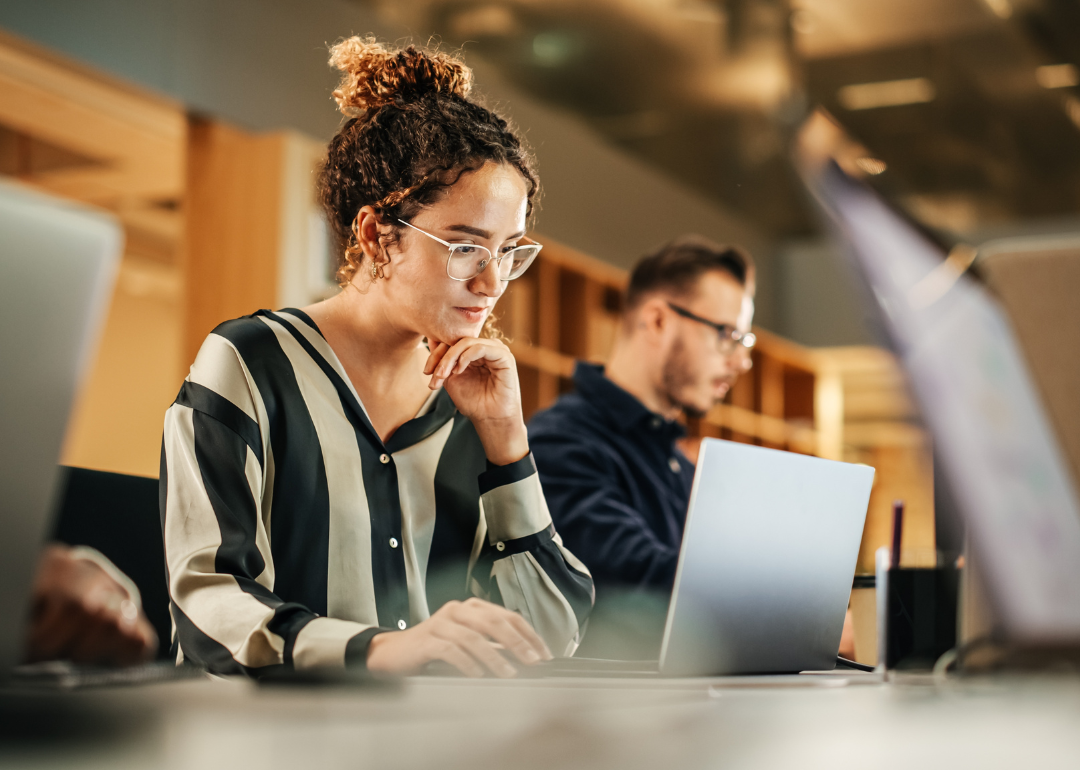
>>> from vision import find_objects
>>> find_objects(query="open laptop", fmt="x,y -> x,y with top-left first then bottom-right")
0,181 -> 120,681
515,438 -> 874,678
795,112 -> 1080,649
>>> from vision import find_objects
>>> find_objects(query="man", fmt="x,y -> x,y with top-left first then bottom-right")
529,236 -> 755,657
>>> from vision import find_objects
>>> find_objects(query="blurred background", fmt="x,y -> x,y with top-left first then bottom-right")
1,0 -> 1077,635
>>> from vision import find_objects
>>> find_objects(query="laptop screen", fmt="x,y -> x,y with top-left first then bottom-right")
0,182 -> 121,675
802,149 -> 1080,644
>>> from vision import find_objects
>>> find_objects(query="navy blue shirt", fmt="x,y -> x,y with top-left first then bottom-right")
528,362 -> 694,596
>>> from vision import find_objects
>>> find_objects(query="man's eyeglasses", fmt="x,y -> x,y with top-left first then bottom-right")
667,302 -> 756,352
397,219 -> 542,281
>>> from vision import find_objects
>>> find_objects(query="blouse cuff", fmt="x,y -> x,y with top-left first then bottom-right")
478,453 -> 537,495
292,617 -> 387,669
345,627 -> 392,668
479,454 -> 553,545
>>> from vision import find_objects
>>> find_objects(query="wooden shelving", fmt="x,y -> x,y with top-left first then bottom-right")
507,235 -> 827,455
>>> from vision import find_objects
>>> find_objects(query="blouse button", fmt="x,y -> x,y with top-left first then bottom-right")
389,537 -> 399,549
669,457 -> 681,473
397,619 -> 407,630
496,541 -> 506,552
379,453 -> 390,464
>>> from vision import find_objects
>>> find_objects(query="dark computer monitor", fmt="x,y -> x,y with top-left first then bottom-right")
796,115 -> 1080,646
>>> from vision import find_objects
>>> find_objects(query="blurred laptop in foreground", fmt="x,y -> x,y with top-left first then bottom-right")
0,181 -> 157,679
796,112 -> 1080,661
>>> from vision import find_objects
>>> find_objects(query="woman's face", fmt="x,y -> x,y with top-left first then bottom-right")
378,162 -> 529,344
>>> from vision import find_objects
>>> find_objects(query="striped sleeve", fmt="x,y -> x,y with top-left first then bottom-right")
161,331 -> 382,675
471,454 -> 594,657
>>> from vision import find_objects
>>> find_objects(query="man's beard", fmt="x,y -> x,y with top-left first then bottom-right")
660,336 -> 709,419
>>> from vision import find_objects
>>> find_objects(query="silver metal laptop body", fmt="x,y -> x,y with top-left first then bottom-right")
799,145 -> 1080,646
659,439 -> 874,675
0,181 -> 121,679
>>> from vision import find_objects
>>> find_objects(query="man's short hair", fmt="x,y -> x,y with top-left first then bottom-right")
625,235 -> 751,311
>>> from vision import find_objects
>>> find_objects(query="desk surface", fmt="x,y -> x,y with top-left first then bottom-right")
2,672 -> 1079,769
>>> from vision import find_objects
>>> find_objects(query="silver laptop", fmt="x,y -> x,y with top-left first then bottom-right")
0,181 -> 121,679
524,438 -> 874,678
658,438 -> 874,675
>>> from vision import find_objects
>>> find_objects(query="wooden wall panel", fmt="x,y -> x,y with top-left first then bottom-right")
0,30 -> 185,206
183,119 -> 284,364
854,443 -> 936,574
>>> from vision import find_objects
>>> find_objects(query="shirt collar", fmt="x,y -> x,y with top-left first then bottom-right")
572,361 -> 686,441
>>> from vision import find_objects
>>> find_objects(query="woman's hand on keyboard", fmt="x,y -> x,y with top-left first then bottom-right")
366,597 -> 552,678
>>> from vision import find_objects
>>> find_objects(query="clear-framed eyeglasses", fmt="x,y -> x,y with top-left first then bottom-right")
667,302 -> 757,353
397,219 -> 543,281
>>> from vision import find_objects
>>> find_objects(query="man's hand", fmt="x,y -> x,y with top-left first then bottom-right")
25,545 -> 158,666
366,597 -> 552,678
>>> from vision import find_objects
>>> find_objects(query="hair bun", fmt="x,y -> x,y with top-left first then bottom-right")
329,37 -> 473,116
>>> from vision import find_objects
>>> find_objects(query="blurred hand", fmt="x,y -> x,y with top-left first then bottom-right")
366,597 -> 552,678
25,545 -> 158,667
424,337 -> 529,465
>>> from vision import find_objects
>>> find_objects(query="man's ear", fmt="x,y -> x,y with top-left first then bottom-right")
637,296 -> 671,339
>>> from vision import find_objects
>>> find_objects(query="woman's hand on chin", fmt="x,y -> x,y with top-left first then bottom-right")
365,597 -> 552,678
424,337 -> 529,465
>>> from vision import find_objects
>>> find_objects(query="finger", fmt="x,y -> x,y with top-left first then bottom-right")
504,611 -> 554,660
66,610 -> 116,665
452,600 -> 544,664
94,610 -> 155,666
431,640 -> 485,679
450,343 -> 496,376
430,339 -> 474,389
435,622 -> 517,678
135,617 -> 159,660
474,614 -> 544,665
458,345 -> 514,377
99,627 -> 145,667
26,598 -> 81,662
424,341 -> 450,376
433,339 -> 473,379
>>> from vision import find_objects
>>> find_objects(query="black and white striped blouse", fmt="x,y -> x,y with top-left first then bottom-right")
160,308 -> 593,675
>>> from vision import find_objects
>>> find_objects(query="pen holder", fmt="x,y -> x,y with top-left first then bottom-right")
878,561 -> 959,670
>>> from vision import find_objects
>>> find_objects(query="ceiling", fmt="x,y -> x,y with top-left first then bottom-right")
366,0 -> 1080,241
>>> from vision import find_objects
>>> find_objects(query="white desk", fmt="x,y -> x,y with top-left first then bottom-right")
2,672 -> 1079,769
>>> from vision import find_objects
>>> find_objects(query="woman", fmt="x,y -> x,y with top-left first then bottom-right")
160,37 -> 593,678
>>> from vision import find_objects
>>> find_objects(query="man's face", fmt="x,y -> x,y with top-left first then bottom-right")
659,270 -> 750,417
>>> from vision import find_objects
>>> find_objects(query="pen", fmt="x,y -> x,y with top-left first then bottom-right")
890,500 -> 904,569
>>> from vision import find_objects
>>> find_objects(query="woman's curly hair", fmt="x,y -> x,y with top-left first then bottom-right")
318,37 -> 540,294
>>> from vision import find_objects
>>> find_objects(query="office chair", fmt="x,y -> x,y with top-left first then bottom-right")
51,466 -> 171,660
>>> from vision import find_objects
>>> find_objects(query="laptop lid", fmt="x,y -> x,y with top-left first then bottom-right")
796,114 -> 1080,645
975,236 -> 1080,490
0,181 -> 121,678
659,438 -> 874,676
